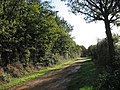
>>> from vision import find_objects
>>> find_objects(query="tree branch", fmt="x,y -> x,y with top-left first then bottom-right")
110,16 -> 120,23
86,0 -> 104,15
110,10 -> 120,21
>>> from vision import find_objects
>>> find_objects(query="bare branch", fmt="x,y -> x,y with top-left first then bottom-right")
108,0 -> 114,11
110,10 -> 120,21
110,16 -> 120,23
82,3 -> 102,16
86,0 -> 101,10
77,10 -> 104,22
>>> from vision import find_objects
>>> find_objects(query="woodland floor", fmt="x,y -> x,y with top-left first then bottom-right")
9,59 -> 85,90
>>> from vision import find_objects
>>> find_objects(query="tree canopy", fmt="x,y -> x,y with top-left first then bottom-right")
62,0 -> 120,67
62,0 -> 120,23
0,0 -> 81,67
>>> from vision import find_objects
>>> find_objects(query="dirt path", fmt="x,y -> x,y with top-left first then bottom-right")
9,60 -> 84,90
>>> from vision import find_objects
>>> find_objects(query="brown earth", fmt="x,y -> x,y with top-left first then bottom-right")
9,60 -> 84,90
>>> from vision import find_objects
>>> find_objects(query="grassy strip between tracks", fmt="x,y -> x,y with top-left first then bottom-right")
68,60 -> 99,90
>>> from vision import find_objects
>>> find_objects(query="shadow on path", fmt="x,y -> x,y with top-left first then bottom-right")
10,60 -> 87,90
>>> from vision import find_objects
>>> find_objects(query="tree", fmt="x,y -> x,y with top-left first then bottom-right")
87,45 -> 97,60
62,0 -> 120,66
79,45 -> 87,57
0,0 -> 27,66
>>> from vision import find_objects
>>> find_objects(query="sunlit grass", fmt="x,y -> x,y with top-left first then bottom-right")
68,60 -> 99,90
0,58 -> 85,90
80,86 -> 93,90
0,69 -> 49,90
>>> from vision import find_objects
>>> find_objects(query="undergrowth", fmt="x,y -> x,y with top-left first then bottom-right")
0,58 -> 82,90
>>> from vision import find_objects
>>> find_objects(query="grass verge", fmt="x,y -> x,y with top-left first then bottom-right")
0,58 -> 83,90
68,60 -> 99,90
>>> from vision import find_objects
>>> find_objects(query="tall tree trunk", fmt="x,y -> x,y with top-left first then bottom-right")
104,18 -> 114,67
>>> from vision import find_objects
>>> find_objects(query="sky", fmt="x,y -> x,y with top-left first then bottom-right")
43,0 -> 120,48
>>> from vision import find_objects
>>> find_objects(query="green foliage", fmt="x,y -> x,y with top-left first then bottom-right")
87,45 -> 97,60
96,38 -> 110,66
92,35 -> 120,90
0,0 -> 81,68
79,45 -> 87,57
92,35 -> 120,67
93,68 -> 120,90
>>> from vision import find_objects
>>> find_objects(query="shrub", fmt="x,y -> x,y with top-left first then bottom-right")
93,35 -> 120,90
94,69 -> 120,90
94,38 -> 109,67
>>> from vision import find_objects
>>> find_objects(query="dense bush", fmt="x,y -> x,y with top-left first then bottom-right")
93,68 -> 120,90
89,35 -> 120,67
93,35 -> 120,90
87,45 -> 97,61
96,39 -> 110,67
0,0 -> 81,68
